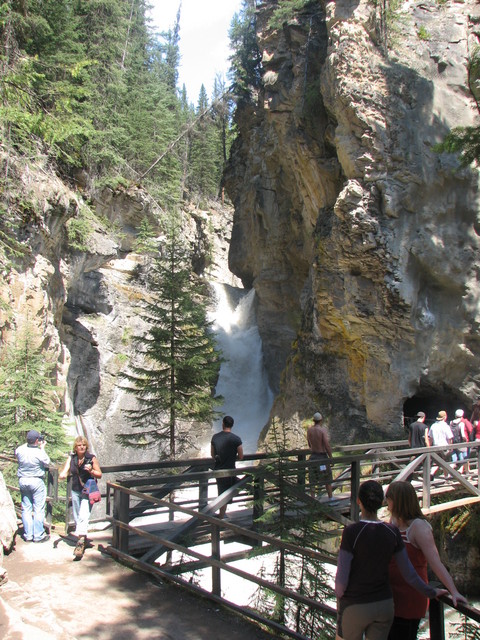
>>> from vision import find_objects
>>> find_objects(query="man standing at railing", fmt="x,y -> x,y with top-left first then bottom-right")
307,412 -> 334,501
211,416 -> 244,519
15,430 -> 50,543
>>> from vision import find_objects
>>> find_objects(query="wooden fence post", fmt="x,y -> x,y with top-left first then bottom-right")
45,466 -> 57,530
64,478 -> 72,533
476,445 -> 480,489
252,475 -> 265,537
428,597 -> 445,640
199,477 -> 208,509
423,453 -> 431,510
211,523 -> 221,597
113,487 -> 129,553
297,452 -> 307,488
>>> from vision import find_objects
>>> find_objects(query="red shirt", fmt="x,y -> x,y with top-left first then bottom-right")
388,520 -> 429,619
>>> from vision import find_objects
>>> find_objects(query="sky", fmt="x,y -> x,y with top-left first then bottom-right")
149,0 -> 243,103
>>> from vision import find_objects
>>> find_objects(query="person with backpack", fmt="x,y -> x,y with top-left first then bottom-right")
453,409 -> 474,471
449,411 -> 467,466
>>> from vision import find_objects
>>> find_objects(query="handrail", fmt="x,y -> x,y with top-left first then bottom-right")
106,466 -> 480,640
4,442 -> 480,638
106,480 -> 337,640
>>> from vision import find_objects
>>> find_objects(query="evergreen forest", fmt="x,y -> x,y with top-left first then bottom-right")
0,0 -> 239,209
0,0 -> 264,459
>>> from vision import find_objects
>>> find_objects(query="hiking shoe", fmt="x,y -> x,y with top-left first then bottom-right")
73,537 -> 85,560
35,534 -> 50,543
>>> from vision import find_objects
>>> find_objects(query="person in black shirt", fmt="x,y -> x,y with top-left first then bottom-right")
335,480 -> 445,640
409,412 -> 427,449
211,416 -> 243,518
59,436 -> 102,559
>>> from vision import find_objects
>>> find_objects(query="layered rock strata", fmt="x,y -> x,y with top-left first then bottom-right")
224,0 -> 480,444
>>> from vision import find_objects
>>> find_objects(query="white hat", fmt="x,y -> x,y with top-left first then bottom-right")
313,412 -> 323,422
455,409 -> 464,418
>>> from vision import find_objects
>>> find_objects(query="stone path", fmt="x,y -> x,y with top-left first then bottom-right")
0,528 -> 277,640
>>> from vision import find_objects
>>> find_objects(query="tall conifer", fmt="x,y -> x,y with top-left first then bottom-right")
228,0 -> 262,99
122,214 -> 220,458
187,85 -> 221,199
0,323 -> 67,459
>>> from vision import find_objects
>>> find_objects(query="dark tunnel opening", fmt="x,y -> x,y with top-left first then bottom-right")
403,384 -> 475,431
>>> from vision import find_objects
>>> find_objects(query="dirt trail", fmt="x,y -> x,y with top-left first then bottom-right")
0,529 -> 277,640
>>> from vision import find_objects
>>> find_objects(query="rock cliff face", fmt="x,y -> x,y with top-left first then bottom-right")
0,148 -> 235,465
224,0 -> 480,445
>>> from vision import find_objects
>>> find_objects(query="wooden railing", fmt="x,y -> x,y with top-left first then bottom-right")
103,443 -> 480,640
4,442 -> 480,638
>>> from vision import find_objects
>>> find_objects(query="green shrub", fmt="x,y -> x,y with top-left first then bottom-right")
417,26 -> 431,41
66,206 -> 92,251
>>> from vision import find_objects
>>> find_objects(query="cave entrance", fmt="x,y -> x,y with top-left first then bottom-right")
403,384 -> 472,430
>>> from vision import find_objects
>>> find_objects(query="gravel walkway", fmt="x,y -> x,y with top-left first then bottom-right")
0,528 -> 278,640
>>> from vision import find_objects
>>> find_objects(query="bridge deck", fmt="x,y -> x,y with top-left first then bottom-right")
102,441 -> 480,640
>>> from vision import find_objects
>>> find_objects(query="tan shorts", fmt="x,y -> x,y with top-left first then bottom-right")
337,598 -> 394,640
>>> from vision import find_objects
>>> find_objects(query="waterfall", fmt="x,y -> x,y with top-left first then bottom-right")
210,283 -> 274,454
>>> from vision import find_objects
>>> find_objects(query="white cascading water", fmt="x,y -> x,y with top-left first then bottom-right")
209,282 -> 274,454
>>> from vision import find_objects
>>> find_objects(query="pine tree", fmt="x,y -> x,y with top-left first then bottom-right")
0,322 -> 67,460
268,0 -> 313,30
0,0 -> 94,163
179,83 -> 195,198
187,84 -> 222,199
163,3 -> 181,91
212,74 -> 234,168
250,418 -> 337,637
121,213 -> 221,458
133,218 -> 158,255
228,0 -> 262,100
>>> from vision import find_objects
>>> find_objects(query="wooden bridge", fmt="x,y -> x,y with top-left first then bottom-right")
99,439 -> 480,640
5,439 -> 480,638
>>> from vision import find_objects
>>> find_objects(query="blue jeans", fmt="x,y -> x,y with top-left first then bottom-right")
19,476 -> 47,541
71,490 -> 92,537
451,450 -> 466,463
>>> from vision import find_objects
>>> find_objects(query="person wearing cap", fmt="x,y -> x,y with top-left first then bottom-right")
307,412 -> 334,500
452,409 -> 473,442
426,411 -> 452,448
15,430 -> 50,543
408,412 -> 427,449
427,411 -> 453,479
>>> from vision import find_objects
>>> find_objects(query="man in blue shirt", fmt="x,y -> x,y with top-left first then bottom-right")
16,430 -> 50,542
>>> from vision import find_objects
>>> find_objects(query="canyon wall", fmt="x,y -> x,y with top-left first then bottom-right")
0,146 -> 234,464
224,0 -> 480,445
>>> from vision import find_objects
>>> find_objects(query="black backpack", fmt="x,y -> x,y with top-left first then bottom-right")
450,422 -> 463,445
